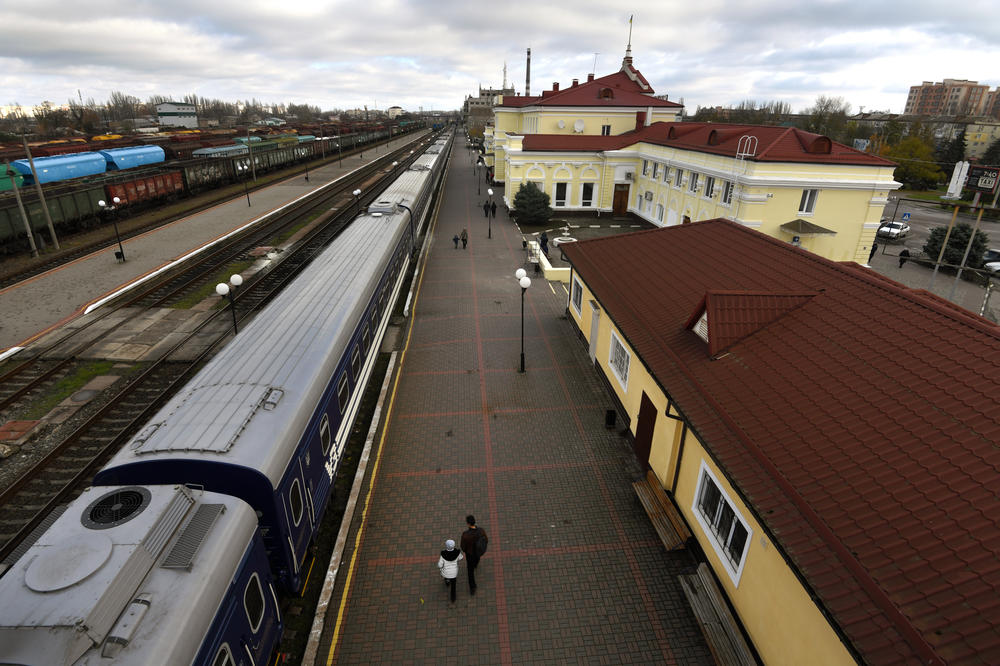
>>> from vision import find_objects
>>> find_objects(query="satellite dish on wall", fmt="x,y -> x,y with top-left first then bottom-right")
573,119 -> 585,133
557,119 -> 566,128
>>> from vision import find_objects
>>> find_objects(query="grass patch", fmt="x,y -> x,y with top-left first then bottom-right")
171,259 -> 256,309
23,360 -> 120,419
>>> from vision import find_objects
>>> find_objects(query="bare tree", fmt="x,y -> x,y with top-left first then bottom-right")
802,95 -> 851,140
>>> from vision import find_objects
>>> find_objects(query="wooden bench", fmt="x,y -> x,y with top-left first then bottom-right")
679,563 -> 758,666
632,470 -> 691,551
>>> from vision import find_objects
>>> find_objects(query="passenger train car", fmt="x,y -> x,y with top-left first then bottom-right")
93,132 -> 450,591
0,131 -> 451,665
0,485 -> 282,665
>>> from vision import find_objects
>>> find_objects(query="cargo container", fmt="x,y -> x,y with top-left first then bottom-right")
12,152 -> 107,184
100,145 -> 166,170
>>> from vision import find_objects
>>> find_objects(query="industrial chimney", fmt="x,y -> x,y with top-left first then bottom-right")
526,48 -> 531,96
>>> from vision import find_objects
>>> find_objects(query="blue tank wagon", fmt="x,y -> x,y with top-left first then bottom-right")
11,152 -> 107,185
99,145 -> 166,170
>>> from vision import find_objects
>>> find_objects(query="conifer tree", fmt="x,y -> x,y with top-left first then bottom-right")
512,181 -> 552,226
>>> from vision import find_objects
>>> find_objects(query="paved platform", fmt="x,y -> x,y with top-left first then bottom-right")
310,144 -> 713,664
0,135 -> 423,356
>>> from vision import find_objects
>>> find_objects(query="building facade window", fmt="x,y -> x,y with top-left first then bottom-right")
674,168 -> 684,188
652,162 -> 659,179
581,182 -> 594,207
608,330 -> 630,390
799,189 -> 818,214
689,172 -> 700,193
721,181 -> 734,206
601,124 -> 611,136
642,160 -> 649,176
692,461 -> 753,586
571,277 -> 583,315
555,182 -> 567,207
704,176 -> 715,199
656,203 -> 664,222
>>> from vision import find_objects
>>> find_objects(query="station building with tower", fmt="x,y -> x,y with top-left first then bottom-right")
484,47 -> 899,264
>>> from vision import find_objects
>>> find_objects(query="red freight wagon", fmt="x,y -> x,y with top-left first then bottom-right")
105,171 -> 184,206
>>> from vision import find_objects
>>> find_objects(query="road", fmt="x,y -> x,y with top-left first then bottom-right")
873,195 -> 999,323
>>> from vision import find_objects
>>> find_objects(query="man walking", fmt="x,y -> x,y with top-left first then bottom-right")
483,201 -> 490,219
460,515 -> 488,595
490,201 -> 497,219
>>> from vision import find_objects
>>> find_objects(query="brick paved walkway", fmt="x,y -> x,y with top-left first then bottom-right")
315,143 -> 713,665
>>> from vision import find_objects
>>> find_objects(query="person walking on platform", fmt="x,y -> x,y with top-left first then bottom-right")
483,201 -> 490,219
460,228 -> 468,249
453,234 -> 460,249
460,515 -> 488,595
540,231 -> 550,259
898,248 -> 910,268
490,201 -> 497,219
438,539 -> 463,603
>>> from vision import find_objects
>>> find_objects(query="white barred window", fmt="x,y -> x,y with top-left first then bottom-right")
692,461 -> 753,586
608,330 -> 630,390
571,277 -> 583,315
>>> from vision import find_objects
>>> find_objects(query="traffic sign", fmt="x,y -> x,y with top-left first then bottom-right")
901,212 -> 911,221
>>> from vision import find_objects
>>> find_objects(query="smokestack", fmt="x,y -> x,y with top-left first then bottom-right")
526,48 -> 531,96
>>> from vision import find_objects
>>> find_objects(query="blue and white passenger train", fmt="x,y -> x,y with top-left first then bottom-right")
0,132 -> 451,665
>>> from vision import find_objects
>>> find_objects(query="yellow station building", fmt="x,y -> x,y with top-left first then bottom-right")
484,53 -> 900,264
561,219 -> 1000,665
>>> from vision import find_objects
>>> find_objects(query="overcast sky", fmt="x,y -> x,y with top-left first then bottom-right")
1,0 -> 999,116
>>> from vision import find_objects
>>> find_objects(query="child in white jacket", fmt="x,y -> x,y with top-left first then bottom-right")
438,539 -> 464,603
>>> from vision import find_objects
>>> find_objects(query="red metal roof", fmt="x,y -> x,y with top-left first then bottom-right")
497,65 -> 681,110
519,122 -> 895,167
561,220 -> 1000,665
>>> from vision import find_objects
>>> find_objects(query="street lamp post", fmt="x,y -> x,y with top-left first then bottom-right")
487,188 -> 494,239
236,162 -> 252,206
304,147 -> 310,182
215,273 -> 243,335
515,268 -> 531,373
98,197 -> 126,262
353,188 -> 362,215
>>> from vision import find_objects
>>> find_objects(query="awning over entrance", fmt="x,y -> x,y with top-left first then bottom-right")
779,219 -> 837,236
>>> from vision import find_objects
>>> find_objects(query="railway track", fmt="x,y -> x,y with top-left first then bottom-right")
0,132 -> 439,565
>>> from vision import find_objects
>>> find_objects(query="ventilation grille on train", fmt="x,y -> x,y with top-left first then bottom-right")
161,503 -> 224,570
82,487 -> 152,530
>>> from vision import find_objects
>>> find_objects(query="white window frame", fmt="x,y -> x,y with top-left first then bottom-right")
721,181 -> 734,206
608,329 -> 630,391
581,182 -> 594,207
689,172 -> 700,193
601,124 -> 611,136
664,166 -> 671,183
320,414 -> 332,454
652,162 -> 659,179
692,461 -> 753,586
704,176 -> 715,199
244,573 -> 266,633
642,159 -> 649,176
571,277 -> 583,316
656,203 -> 664,222
554,182 -> 567,207
799,188 -> 818,215
674,168 -> 684,188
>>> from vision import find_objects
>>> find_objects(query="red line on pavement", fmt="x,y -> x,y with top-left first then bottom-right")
365,539 -> 662,567
524,279 -> 678,663
467,182 -> 512,666
384,461 -> 593,478
394,403 -> 599,419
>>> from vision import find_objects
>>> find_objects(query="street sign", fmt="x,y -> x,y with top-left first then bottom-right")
966,166 -> 999,193
901,212 -> 911,221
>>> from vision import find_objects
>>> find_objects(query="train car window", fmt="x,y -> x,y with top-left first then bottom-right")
289,479 -> 304,526
351,346 -> 361,381
362,327 -> 371,354
320,414 -> 332,455
244,573 -> 266,633
337,373 -> 349,414
212,645 -> 235,666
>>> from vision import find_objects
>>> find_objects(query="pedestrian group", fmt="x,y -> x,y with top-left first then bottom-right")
437,514 -> 488,603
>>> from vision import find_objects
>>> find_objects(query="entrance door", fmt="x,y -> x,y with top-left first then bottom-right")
613,184 -> 630,216
588,301 -> 601,362
634,391 -> 657,468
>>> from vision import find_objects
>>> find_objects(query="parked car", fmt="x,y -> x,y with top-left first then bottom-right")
877,221 -> 910,239
983,248 -> 1000,274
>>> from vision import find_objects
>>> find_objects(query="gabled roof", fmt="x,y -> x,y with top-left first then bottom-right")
519,121 -> 896,167
685,291 -> 819,357
496,62 -> 681,110
562,220 -> 1000,665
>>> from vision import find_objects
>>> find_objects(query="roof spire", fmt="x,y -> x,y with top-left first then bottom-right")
623,14 -> 634,68
503,61 -> 508,90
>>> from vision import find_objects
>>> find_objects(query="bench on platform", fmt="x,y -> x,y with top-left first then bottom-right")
632,470 -> 691,551
679,563 -> 758,666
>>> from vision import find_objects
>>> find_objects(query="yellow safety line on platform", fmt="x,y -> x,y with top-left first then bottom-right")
325,151 -> 450,665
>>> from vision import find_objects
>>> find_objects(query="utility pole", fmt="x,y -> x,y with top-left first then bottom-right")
21,132 -> 60,249
6,161 -> 38,257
